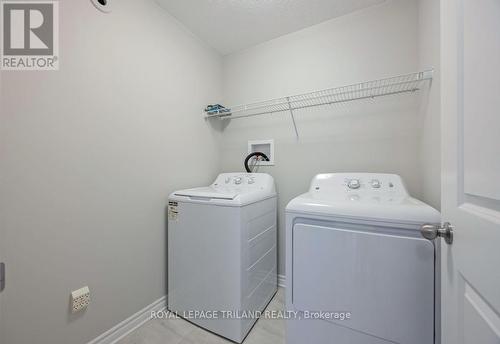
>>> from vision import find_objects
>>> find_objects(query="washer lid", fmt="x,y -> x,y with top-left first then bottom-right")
174,187 -> 238,200
286,173 -> 440,225
170,173 -> 277,206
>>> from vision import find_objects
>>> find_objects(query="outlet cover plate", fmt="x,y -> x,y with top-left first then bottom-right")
71,286 -> 90,313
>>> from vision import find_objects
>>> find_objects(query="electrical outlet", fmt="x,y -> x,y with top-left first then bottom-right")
71,286 -> 90,313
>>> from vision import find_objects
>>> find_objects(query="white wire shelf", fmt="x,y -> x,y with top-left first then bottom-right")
204,70 -> 433,121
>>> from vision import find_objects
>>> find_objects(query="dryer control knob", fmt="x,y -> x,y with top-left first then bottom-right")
371,180 -> 381,188
234,177 -> 243,185
348,179 -> 361,189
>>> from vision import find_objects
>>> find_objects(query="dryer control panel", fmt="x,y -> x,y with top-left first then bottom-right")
309,173 -> 408,198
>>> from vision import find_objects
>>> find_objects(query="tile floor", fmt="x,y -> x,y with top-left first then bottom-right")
117,288 -> 286,344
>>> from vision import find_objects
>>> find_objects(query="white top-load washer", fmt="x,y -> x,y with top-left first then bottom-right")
168,173 -> 277,343
286,173 -> 441,344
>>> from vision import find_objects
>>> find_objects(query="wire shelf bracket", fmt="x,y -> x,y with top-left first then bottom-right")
204,69 -> 434,138
286,97 -> 299,139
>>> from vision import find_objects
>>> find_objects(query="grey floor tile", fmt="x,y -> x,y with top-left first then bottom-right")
118,288 -> 286,344
158,315 -> 196,338
117,319 -> 186,344
178,327 -> 231,344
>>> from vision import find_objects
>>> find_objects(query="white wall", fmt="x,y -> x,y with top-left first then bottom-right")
0,1 -> 222,343
418,0 -> 441,210
219,0 -> 425,276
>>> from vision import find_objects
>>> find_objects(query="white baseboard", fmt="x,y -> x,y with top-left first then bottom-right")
87,296 -> 166,344
278,274 -> 286,288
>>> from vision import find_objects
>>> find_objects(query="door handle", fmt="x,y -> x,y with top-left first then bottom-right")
420,222 -> 453,244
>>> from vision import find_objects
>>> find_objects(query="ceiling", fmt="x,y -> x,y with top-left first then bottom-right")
156,0 -> 386,55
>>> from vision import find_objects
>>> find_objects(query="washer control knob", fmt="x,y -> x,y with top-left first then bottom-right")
225,177 -> 231,184
247,177 -> 255,184
348,179 -> 361,189
371,180 -> 381,189
234,177 -> 243,185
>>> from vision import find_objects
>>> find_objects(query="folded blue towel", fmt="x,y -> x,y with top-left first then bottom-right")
205,104 -> 231,114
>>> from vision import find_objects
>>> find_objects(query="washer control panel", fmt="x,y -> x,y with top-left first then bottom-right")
224,176 -> 255,185
213,173 -> 273,190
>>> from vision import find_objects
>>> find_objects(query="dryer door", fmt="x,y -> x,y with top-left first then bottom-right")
291,223 -> 435,344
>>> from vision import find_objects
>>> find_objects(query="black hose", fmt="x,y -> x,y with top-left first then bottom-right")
244,152 -> 270,173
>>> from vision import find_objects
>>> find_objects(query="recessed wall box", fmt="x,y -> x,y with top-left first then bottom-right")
248,140 -> 274,166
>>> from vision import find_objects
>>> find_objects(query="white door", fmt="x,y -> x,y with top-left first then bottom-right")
440,0 -> 500,343
0,73 -> 4,344
0,72 -> 7,344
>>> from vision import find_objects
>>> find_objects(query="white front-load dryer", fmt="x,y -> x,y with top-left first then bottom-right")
168,173 -> 277,343
286,173 -> 441,344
